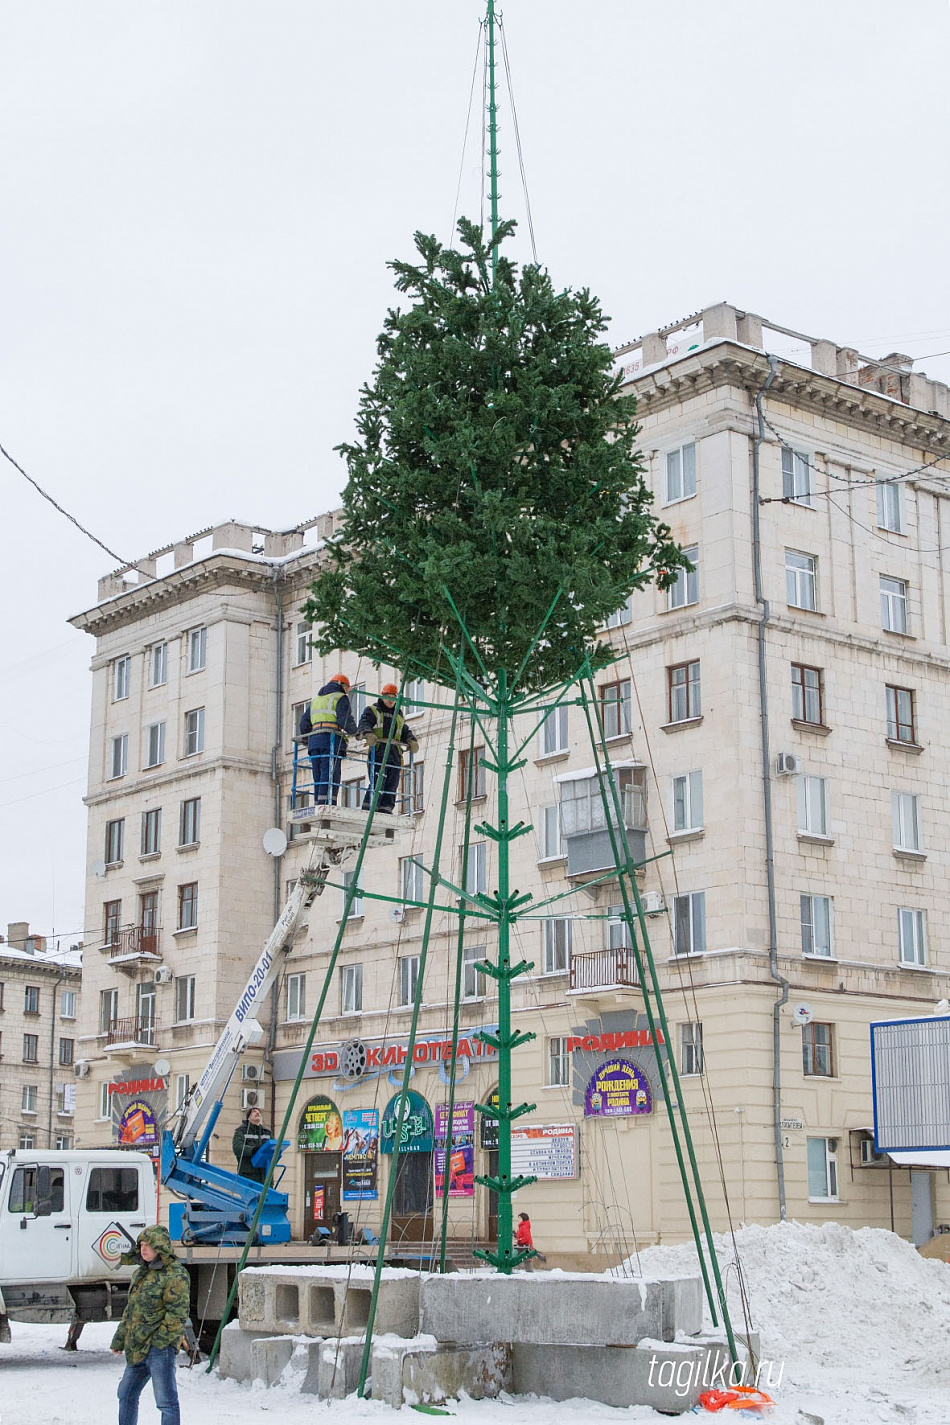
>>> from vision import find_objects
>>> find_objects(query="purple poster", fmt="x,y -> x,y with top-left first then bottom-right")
584,1059 -> 652,1118
435,1100 -> 475,1198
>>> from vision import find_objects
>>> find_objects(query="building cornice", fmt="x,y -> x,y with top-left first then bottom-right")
83,753 -> 272,807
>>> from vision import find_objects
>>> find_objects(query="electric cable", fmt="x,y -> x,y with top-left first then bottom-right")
499,15 -> 538,266
449,19 -> 486,246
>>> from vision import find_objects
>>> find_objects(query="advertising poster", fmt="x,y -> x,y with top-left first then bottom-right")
110,1065 -> 167,1152
380,1091 -> 434,1154
312,1185 -> 325,1221
118,1100 -> 159,1147
297,1095 -> 344,1151
584,1059 -> 652,1118
342,1108 -> 379,1201
479,1088 -> 499,1150
510,1123 -> 578,1179
434,1100 -> 475,1198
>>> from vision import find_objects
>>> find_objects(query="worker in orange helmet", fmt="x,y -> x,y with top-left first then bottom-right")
358,683 -> 419,813
299,673 -> 358,805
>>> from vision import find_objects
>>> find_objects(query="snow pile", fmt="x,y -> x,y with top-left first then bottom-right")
627,1220 -> 950,1386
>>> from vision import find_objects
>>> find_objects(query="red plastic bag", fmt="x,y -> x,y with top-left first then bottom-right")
698,1386 -> 774,1412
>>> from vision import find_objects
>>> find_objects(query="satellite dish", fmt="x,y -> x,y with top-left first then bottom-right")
262,828 -> 288,857
792,1002 -> 814,1026
153,1058 -> 171,1077
90,859 -> 107,878
390,906 -> 405,923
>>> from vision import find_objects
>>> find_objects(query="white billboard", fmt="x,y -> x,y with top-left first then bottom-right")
871,1016 -> 950,1151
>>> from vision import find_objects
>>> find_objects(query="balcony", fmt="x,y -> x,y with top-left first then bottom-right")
558,765 -> 648,878
102,925 -> 162,975
102,1016 -> 158,1056
569,948 -> 640,1005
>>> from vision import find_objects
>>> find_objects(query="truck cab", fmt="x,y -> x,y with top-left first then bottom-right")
0,1148 -> 155,1335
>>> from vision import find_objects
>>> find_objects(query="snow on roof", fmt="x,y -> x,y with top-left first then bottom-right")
554,759 -> 644,784
0,945 -> 81,969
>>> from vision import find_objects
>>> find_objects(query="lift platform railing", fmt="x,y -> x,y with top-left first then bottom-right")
290,733 -> 418,817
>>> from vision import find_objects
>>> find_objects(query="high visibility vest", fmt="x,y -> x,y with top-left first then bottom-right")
310,690 -> 344,731
373,706 -> 405,746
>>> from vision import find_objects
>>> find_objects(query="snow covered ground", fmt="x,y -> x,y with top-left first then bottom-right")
2,1222 -> 948,1424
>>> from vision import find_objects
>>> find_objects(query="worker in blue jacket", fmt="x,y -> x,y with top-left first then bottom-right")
358,683 -> 419,813
300,674 -> 358,805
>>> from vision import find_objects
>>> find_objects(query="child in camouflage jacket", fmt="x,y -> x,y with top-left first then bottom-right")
111,1224 -> 190,1425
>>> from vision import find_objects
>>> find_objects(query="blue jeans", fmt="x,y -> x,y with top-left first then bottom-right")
118,1345 -> 180,1425
308,732 -> 344,804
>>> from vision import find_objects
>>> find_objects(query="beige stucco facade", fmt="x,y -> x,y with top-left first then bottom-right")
0,923 -> 82,1150
69,304 -> 950,1264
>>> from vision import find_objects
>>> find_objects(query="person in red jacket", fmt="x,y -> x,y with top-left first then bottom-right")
515,1211 -> 533,1251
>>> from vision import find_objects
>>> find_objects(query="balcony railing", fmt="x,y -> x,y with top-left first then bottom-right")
569,948 -> 640,993
101,925 -> 161,957
104,1016 -> 157,1047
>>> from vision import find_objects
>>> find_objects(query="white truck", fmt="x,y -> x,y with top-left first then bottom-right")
0,1147 -> 155,1343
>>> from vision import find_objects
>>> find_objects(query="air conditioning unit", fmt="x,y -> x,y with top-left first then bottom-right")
641,892 -> 666,916
775,752 -> 803,776
153,966 -> 173,986
74,1060 -> 91,1079
860,1136 -> 888,1168
241,1087 -> 262,1110
242,1063 -> 263,1083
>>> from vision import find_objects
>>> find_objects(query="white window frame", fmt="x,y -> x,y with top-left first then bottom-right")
781,447 -> 812,506
184,707 -> 205,757
541,918 -> 572,975
785,550 -> 818,611
60,989 -> 76,1021
112,655 -> 131,702
797,775 -> 830,837
294,621 -> 313,666
880,576 -> 908,634
668,545 -> 699,610
99,987 -> 118,1034
680,1022 -> 704,1076
604,597 -> 633,629
606,905 -> 633,951
892,790 -> 922,852
109,733 -> 128,780
187,626 -> 207,673
800,893 -> 834,958
465,841 -> 487,895
55,1133 -> 72,1150
398,954 -> 420,1007
145,721 -> 166,769
404,678 -> 426,717
286,972 -> 306,1022
540,704 -> 569,757
400,855 -> 425,905
174,1074 -> 190,1111
19,1133 -> 36,1149
673,891 -> 706,956
21,1084 -> 38,1114
98,1081 -> 111,1120
876,480 -> 903,534
462,943 -> 486,1002
539,803 -> 563,861
672,770 -> 703,833
342,870 -> 364,919
180,797 -> 201,847
547,1036 -> 570,1087
898,907 -> 927,967
148,642 -> 168,688
175,974 -> 196,1024
665,442 -> 697,504
104,817 -> 125,866
341,963 -> 363,1014
141,807 -> 161,856
349,683 -> 367,722
807,1135 -> 839,1201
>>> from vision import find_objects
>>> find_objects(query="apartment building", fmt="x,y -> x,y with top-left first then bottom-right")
70,303 -> 950,1262
0,921 -> 82,1149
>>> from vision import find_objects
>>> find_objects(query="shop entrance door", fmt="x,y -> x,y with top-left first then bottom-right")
304,1151 -> 341,1238
392,1153 -> 433,1244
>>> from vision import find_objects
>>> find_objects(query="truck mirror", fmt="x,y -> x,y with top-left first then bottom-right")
35,1166 -> 52,1216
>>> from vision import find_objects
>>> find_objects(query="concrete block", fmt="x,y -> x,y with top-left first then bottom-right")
312,1337 -> 366,1399
217,1323 -> 273,1384
238,1268 -> 420,1340
513,1341 -> 707,1414
250,1334 -> 296,1387
336,1277 -> 420,1339
237,1275 -> 266,1324
370,1337 -> 510,1409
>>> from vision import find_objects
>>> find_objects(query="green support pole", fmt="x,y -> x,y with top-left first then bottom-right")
486,0 -> 500,282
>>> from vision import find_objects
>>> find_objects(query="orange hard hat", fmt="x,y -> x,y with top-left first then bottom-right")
381,683 -> 398,696
333,673 -> 350,689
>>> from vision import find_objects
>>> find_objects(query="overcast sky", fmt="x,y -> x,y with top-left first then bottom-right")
2,1 -> 949,946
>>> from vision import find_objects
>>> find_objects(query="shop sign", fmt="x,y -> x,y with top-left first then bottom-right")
567,1029 -> 661,1054
298,1095 -> 344,1151
342,1109 -> 379,1201
584,1059 -> 652,1118
511,1123 -> 577,1180
381,1091 -> 433,1155
273,1027 -> 498,1082
111,1062 -> 166,1147
479,1088 -> 500,1150
435,1101 -> 475,1198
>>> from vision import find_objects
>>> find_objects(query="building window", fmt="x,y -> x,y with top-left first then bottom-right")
98,1082 -> 111,1119
539,804 -> 562,860
547,1036 -> 570,1087
99,987 -> 118,1034
188,626 -> 207,673
140,890 -> 158,943
461,943 -> 486,1001
21,1085 -> 38,1115
400,760 -> 424,814
112,655 -> 131,702
877,480 -> 903,534
292,699 -> 309,742
398,955 -> 420,1007
665,442 -> 697,503
606,905 -> 633,951
341,963 -> 363,1014
22,1033 -> 39,1063
0,982 -> 4,1010
668,661 -> 701,723
786,550 -> 818,611
668,546 -> 699,610
184,707 -> 205,756
175,975 -> 196,1022
797,775 -> 830,837
781,447 -> 812,506
179,797 -> 201,846
807,1136 -> 839,1200
791,664 -> 823,726
18,1133 -> 36,1149
458,746 -> 487,802
177,882 -> 198,930
141,807 -> 161,856
337,776 -> 361,809
680,1022 -> 704,1076
801,894 -> 833,958
148,641 -> 167,688
349,683 -> 367,722
604,598 -> 633,629
673,892 -> 706,956
60,989 -> 76,1020
55,1133 -> 72,1150
342,870 -> 363,919
24,984 -> 40,1015
886,685 -> 916,744
898,907 -> 927,967
600,679 -> 632,739
104,818 -> 125,866
404,678 -> 426,716
286,972 -> 306,1022
58,1037 -> 74,1067
802,1022 -> 835,1077
144,721 -> 165,769
400,855 -> 425,905
541,918 -> 572,974
109,733 -> 128,780
295,621 -> 313,665
464,841 -> 487,896
540,704 -> 569,756
174,1074 -> 190,1111
880,576 -> 908,634
672,770 -> 703,832
892,791 -> 922,852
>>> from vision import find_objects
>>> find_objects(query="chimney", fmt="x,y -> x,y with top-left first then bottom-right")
6,921 -> 30,952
